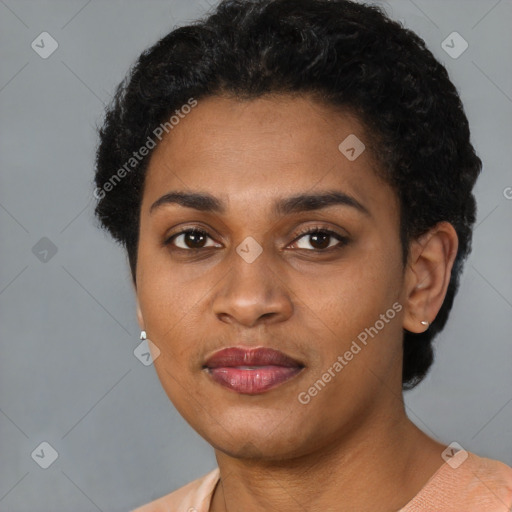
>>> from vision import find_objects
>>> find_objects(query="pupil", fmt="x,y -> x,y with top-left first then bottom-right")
311,232 -> 329,249
186,231 -> 205,248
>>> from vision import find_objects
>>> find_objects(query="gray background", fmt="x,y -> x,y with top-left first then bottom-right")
1,0 -> 511,510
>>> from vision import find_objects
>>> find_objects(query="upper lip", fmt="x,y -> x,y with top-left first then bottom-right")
203,347 -> 304,369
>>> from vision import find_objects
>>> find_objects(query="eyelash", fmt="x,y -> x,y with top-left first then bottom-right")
163,225 -> 349,252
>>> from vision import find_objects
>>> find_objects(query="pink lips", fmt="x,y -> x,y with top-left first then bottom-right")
203,347 -> 304,394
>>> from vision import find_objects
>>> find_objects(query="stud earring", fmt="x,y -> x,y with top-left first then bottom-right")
140,330 -> 147,340
420,320 -> 429,327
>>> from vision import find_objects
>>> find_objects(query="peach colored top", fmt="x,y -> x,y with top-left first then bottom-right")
132,451 -> 512,511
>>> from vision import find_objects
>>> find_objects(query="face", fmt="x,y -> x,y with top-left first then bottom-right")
136,94 -> 408,460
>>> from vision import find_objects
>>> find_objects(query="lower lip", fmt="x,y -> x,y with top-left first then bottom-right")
205,366 -> 303,394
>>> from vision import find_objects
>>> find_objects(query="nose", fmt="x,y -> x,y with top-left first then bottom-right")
212,248 -> 294,328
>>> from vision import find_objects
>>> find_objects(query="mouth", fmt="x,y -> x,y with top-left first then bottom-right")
203,346 -> 305,395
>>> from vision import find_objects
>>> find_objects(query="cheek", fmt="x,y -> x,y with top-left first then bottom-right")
305,247 -> 398,331
137,244 -> 201,333
303,241 -> 404,380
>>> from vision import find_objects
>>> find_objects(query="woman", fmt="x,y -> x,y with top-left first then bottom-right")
93,0 -> 512,510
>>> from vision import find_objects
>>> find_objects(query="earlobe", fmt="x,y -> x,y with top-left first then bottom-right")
402,222 -> 458,333
136,298 -> 145,331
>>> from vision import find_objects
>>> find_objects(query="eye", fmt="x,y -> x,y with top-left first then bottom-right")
164,228 -> 221,250
290,227 -> 348,251
164,226 -> 349,252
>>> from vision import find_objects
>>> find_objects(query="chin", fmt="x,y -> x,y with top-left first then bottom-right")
200,414 -> 315,461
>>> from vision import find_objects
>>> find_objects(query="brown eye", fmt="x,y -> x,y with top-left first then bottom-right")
291,228 -> 348,251
165,229 -> 221,250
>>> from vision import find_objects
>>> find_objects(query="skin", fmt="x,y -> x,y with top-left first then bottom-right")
135,94 -> 458,511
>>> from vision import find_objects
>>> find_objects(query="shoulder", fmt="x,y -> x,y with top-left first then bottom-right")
404,450 -> 512,512
131,467 -> 220,512
463,452 -> 512,510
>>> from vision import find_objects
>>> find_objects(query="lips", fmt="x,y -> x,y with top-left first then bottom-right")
203,347 -> 304,394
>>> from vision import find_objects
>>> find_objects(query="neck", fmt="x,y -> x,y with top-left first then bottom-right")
210,399 -> 446,512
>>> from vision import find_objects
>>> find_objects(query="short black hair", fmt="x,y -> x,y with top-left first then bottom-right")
94,0 -> 482,390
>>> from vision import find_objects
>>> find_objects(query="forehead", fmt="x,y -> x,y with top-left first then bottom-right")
142,94 -> 394,216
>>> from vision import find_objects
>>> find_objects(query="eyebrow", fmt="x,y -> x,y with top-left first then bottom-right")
149,190 -> 371,217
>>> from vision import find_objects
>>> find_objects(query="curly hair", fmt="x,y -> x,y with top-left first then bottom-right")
94,0 -> 482,390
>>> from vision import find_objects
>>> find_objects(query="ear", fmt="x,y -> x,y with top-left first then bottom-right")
402,221 -> 458,333
136,297 -> 145,332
